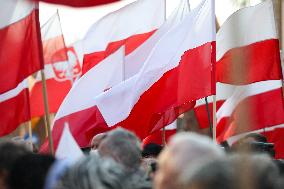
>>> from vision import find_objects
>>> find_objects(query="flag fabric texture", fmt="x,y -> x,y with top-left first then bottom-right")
55,123 -> 83,161
0,0 -> 43,136
30,13 -> 82,118
41,0 -> 215,152
82,0 -> 166,74
32,0 -> 119,7
216,0 -> 282,85
40,0 -> 192,152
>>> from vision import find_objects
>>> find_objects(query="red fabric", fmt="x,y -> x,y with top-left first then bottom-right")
217,88 -> 284,142
263,128 -> 284,159
82,30 -> 156,74
0,89 -> 31,136
194,100 -> 225,129
0,10 -> 44,93
216,39 -> 283,85
42,35 -> 67,64
40,42 -> 214,152
142,129 -> 176,146
32,0 -> 119,7
30,79 -> 71,117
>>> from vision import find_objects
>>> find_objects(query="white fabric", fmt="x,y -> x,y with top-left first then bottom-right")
124,0 -> 191,79
195,83 -> 236,107
216,80 -> 282,122
226,123 -> 284,145
54,47 -> 124,120
0,0 -> 36,29
41,12 -> 62,41
83,0 -> 165,54
55,123 -> 83,160
216,0 -> 277,61
96,0 -> 215,126
0,79 -> 28,102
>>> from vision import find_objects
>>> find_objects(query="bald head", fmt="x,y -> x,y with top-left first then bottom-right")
154,132 -> 224,189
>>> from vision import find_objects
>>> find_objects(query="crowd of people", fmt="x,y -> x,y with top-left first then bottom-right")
0,128 -> 284,189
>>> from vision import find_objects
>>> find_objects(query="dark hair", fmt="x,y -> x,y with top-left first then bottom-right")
0,141 -> 30,173
142,143 -> 163,158
8,154 -> 55,189
244,133 -> 268,143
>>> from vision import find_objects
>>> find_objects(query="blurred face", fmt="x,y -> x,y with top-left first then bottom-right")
154,148 -> 179,189
90,133 -> 106,151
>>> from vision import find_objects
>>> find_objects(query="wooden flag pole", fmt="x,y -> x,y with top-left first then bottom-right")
40,70 -> 54,155
212,95 -> 217,143
28,121 -> 33,151
162,126 -> 166,146
204,97 -> 213,136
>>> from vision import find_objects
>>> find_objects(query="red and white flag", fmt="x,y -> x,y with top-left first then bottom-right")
0,0 -> 43,136
216,0 -> 282,85
194,83 -> 236,130
82,0 -> 165,74
216,80 -> 284,143
40,0 -> 192,152
30,13 -> 82,118
40,0 -> 215,154
32,0 -> 119,7
142,121 -> 177,147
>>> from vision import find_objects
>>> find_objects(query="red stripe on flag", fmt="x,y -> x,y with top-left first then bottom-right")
40,42 -> 214,152
263,128 -> 284,159
0,10 -> 43,93
216,39 -> 282,85
217,88 -> 284,142
194,100 -> 225,129
33,0 -> 119,7
82,30 -> 156,74
30,79 -> 71,118
0,89 -> 31,136
142,129 -> 176,146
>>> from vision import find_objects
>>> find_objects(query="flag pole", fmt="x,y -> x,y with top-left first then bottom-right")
40,70 -> 54,155
212,95 -> 217,142
28,121 -> 33,151
204,97 -> 213,136
162,126 -> 166,146
57,10 -> 74,85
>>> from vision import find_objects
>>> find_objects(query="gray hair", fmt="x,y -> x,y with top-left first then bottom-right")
98,128 -> 142,170
181,154 -> 281,189
55,155 -> 125,189
168,132 -> 224,171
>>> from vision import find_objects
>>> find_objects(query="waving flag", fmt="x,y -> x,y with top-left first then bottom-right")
30,13 -> 82,118
40,0 -> 191,152
82,0 -> 165,74
32,0 -> 119,7
216,0 -> 282,85
0,0 -> 43,136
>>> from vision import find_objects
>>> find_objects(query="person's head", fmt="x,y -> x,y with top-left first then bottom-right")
154,132 -> 224,189
90,133 -> 107,151
8,154 -> 55,189
0,141 -> 31,189
55,155 -> 125,189
98,128 -> 142,171
142,143 -> 163,158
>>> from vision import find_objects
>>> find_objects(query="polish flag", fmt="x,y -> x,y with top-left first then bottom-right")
0,0 -> 43,94
216,0 -> 282,85
142,121 -> 177,146
225,124 -> 284,159
216,80 -> 284,143
82,0 -> 166,74
41,0 -> 215,153
32,0 -> 119,7
40,47 -> 125,152
0,1 -> 43,136
86,0 -> 215,139
194,83 -> 236,130
40,0 -> 192,152
30,13 -> 82,118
